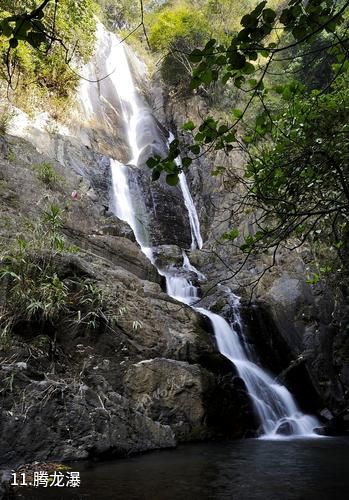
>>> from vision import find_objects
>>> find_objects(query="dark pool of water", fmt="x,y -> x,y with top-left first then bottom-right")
16,438 -> 349,500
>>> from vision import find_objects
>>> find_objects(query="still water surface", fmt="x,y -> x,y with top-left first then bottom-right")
18,438 -> 349,500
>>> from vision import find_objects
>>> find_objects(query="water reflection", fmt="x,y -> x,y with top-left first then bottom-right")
17,438 -> 349,500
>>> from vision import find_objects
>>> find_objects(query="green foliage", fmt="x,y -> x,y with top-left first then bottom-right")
0,105 -> 15,135
306,265 -> 332,285
241,70 -> 349,263
222,228 -> 240,241
0,204 -> 115,341
188,0 -> 346,91
147,3 -> 210,89
148,0 -> 347,170
146,139 -> 182,184
148,4 -> 209,52
95,0 -> 140,30
146,0 -> 349,286
0,1 -> 48,51
33,161 -> 60,187
0,0 -> 97,107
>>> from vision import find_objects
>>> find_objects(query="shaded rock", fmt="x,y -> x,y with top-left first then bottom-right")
0,377 -> 175,466
124,358 -> 214,440
62,226 -> 159,283
315,407 -> 349,436
244,301 -> 325,414
320,408 -> 334,421
275,421 -> 294,436
244,271 -> 345,415
124,357 -> 256,441
128,165 -> 192,248
0,470 -> 10,500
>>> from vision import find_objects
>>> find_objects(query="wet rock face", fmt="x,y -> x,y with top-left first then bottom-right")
150,244 -> 184,270
72,28 -> 193,252
245,275 -> 349,417
128,163 -> 192,248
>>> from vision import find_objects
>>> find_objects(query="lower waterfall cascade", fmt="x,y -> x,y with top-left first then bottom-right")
82,25 -> 321,439
166,268 -> 320,438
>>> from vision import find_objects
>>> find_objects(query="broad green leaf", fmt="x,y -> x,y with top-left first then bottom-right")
218,124 -> 229,134
189,49 -> 202,63
242,62 -> 255,75
27,31 -> 46,48
190,144 -> 200,155
233,109 -> 243,119
204,39 -> 216,50
146,156 -> 160,169
182,121 -> 196,131
201,69 -> 213,84
166,173 -> 179,186
152,169 -> 161,181
1,20 -> 13,38
182,157 -> 192,168
189,77 -> 201,90
262,8 -> 276,23
9,38 -> 18,48
229,51 -> 246,70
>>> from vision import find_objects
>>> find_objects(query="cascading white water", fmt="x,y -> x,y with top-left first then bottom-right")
81,24 -> 321,439
110,159 -> 138,233
83,24 -> 202,253
195,302 -> 320,438
168,133 -> 203,250
179,173 -> 203,250
166,261 -> 320,438
166,272 -> 199,305
101,32 -> 142,165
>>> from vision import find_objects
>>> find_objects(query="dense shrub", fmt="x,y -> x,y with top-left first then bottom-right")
0,0 -> 97,109
0,205 -> 112,343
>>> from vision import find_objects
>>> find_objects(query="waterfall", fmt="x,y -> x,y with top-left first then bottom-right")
78,23 -> 198,252
80,24 -> 321,439
166,264 -> 320,437
168,132 -> 203,250
195,303 -> 320,438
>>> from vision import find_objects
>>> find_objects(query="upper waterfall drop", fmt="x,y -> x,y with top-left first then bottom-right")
81,23 -> 203,252
101,32 -> 142,166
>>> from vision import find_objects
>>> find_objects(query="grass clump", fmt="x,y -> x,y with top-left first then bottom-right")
33,162 -> 60,188
0,204 -> 117,349
0,105 -> 15,135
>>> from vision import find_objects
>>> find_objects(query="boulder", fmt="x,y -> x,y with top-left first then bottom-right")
124,358 -> 214,440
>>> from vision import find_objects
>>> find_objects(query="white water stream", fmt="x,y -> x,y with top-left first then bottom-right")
196,305 -> 320,438
81,24 -> 321,439
168,132 -> 203,250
